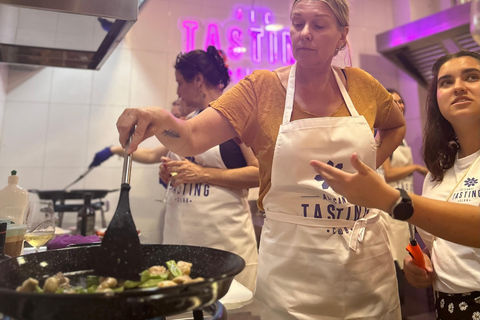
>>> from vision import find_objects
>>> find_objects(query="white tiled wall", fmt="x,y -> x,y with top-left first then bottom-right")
0,65 -> 7,140
0,0 -> 429,242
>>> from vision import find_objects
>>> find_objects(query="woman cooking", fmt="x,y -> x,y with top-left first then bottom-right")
90,47 -> 259,292
116,0 -> 406,319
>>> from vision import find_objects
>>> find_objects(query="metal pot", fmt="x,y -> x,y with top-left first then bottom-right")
0,244 -> 245,320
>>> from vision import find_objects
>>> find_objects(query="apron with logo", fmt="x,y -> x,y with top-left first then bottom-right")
163,145 -> 259,292
381,140 -> 414,267
255,63 -> 401,319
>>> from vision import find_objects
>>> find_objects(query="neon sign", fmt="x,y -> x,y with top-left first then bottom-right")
178,6 -> 295,83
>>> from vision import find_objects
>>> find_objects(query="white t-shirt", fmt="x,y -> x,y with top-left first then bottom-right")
418,150 -> 480,294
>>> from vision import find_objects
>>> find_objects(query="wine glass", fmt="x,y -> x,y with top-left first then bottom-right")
24,200 -> 55,253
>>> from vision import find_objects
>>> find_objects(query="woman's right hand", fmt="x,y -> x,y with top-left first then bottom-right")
117,107 -> 169,153
403,253 -> 434,288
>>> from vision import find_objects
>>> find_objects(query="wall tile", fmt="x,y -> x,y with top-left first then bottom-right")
91,49 -> 132,106
167,2 -> 203,51
86,105 -> 129,168
130,51 -> 168,107
44,103 -> 90,168
50,68 -> 93,104
128,0 -> 170,52
7,66 -> 52,102
0,101 -> 49,167
0,65 -> 7,133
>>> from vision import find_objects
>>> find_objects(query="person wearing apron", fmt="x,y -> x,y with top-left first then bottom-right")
114,1 -> 407,318
163,138 -> 259,292
251,62 -> 401,320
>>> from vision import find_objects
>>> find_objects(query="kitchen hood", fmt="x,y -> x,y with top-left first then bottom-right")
0,0 -> 147,70
376,2 -> 480,88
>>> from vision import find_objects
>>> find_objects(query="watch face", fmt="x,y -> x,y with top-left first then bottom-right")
395,202 -> 414,220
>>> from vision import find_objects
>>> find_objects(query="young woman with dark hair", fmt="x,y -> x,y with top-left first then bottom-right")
312,50 -> 480,320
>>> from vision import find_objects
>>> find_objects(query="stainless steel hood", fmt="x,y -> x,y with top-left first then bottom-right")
376,2 -> 480,88
0,0 -> 145,70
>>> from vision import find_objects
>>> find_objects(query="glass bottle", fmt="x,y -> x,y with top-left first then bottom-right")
76,194 -> 96,236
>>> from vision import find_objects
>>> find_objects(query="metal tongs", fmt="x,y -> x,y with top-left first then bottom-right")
406,223 -> 426,269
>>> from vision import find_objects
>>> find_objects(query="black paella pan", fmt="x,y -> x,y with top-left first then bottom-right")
0,244 -> 245,320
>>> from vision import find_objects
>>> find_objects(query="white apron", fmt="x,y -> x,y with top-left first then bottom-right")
387,140 -> 414,192
163,145 -> 259,292
256,63 -> 401,320
381,140 -> 413,267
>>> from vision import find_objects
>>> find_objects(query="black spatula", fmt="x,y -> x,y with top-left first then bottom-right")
95,134 -> 143,281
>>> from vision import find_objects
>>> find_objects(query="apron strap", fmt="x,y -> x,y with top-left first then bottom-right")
283,63 -> 297,124
283,64 -> 358,125
265,210 -> 380,252
332,66 -> 358,117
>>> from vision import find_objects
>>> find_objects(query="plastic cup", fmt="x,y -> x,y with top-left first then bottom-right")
5,224 -> 26,257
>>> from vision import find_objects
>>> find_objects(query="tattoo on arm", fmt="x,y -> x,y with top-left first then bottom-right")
163,129 -> 180,138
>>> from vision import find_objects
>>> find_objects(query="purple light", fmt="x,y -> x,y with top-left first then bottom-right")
181,20 -> 198,52
264,11 -> 272,25
204,23 -> 222,50
250,9 -> 255,23
250,27 -> 264,63
178,5 -> 294,75
282,31 -> 295,65
236,8 -> 243,20
269,31 -> 278,64
228,27 -> 244,59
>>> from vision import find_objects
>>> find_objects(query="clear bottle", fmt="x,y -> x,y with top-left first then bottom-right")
76,193 -> 96,236
0,221 -> 11,260
0,170 -> 29,224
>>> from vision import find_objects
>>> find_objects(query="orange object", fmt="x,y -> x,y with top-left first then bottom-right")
406,224 -> 426,270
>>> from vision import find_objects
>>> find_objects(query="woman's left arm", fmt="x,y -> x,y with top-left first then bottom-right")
375,101 -> 406,168
165,143 -> 260,189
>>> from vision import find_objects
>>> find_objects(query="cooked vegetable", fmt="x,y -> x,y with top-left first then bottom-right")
16,260 -> 202,294
166,260 -> 183,278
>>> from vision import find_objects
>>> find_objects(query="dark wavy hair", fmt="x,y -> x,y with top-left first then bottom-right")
174,45 -> 230,91
423,50 -> 480,181
386,88 -> 405,112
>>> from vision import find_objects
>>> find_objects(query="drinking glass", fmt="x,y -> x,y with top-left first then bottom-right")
24,200 -> 55,252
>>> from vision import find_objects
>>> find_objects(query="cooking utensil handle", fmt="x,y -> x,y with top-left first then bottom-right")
122,130 -> 134,185
406,241 -> 426,269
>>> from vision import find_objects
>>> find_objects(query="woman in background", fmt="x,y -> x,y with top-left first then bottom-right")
91,47 -> 259,292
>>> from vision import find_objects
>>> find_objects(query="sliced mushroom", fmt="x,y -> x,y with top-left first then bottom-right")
16,278 -> 39,293
148,265 -> 167,275
177,261 -> 192,276
43,276 -> 60,293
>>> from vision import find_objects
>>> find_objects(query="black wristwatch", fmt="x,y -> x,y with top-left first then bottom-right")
391,188 -> 414,221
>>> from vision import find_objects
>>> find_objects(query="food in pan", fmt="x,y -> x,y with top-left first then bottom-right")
16,260 -> 204,294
